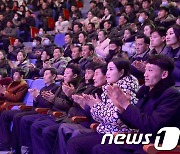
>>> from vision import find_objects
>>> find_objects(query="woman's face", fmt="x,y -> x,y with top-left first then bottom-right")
104,8 -> 110,16
78,33 -> 86,44
144,25 -> 152,37
17,52 -> 25,62
58,16 -> 63,22
106,62 -> 124,84
166,27 -> 179,46
93,68 -> 106,87
0,51 -> 4,60
124,30 -> 131,40
87,11 -> 93,19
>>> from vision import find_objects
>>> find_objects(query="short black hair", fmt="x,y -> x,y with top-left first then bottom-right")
13,67 -> 25,76
109,39 -> 122,47
44,67 -> 57,77
65,32 -> 73,38
83,43 -> 94,51
95,64 -> 107,76
85,62 -> 99,71
88,22 -> 95,28
136,34 -> 150,44
34,36 -> 42,43
54,47 -> 64,53
147,54 -> 174,74
142,0 -> 151,4
66,64 -> 81,76
151,27 -> 166,37
44,49 -> 53,58
0,69 -> 8,78
139,10 -> 149,17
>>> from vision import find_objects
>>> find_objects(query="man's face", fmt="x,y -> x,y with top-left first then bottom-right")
71,47 -> 81,59
119,16 -> 126,26
73,25 -> 80,33
87,24 -> 93,32
65,35 -> 72,44
135,38 -> 148,55
13,72 -> 21,81
142,1 -> 150,9
158,10 -> 167,19
103,22 -> 111,30
7,21 -> 12,28
82,45 -> 92,59
85,69 -> 94,83
93,68 -> 106,87
109,43 -> 118,51
144,63 -> 165,89
150,32 -> 165,48
0,15 -> 4,21
14,39 -> 20,46
125,5 -> 132,14
63,68 -> 76,83
43,70 -> 54,84
53,49 -> 62,60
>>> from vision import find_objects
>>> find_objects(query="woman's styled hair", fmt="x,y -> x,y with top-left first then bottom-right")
110,58 -> 130,78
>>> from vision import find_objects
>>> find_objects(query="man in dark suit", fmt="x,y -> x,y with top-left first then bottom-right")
0,68 -> 58,152
19,64 -> 82,153
67,54 -> 180,154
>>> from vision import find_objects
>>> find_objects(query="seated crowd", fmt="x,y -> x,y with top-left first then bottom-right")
0,0 -> 180,153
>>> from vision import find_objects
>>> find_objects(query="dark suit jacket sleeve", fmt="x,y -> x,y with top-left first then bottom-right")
121,89 -> 180,134
4,84 -> 28,102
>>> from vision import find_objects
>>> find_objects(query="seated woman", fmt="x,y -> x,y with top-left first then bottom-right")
99,7 -> 115,28
83,11 -> 100,30
122,28 -> 136,58
55,16 -> 70,34
9,50 -> 30,78
67,58 -> 140,154
0,68 -> 28,106
94,30 -> 110,60
0,50 -> 10,74
164,24 -> 180,87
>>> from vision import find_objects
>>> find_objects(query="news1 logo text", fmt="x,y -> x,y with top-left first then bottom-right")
101,127 -> 180,151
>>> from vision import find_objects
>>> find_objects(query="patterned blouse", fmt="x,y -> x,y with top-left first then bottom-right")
90,75 -> 139,134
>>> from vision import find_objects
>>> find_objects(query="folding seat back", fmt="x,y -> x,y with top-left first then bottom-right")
29,59 -> 37,65
30,26 -> 39,39
54,33 -> 65,47
23,79 -> 45,106
47,17 -> 55,29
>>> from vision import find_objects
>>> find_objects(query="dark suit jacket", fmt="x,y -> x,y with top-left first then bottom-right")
120,76 -> 180,136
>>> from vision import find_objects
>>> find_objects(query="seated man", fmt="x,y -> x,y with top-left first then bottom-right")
19,64 -> 82,153
0,68 -> 58,152
0,68 -> 28,106
67,54 -> 180,154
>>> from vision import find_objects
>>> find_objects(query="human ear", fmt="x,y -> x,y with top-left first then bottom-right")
161,70 -> 168,79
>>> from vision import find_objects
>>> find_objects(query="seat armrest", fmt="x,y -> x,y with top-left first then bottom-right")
52,111 -> 64,118
18,105 -> 33,111
71,116 -> 89,123
35,108 -> 50,114
90,123 -> 99,131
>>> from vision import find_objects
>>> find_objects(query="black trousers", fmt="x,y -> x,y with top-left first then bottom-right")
0,110 -> 37,151
67,132 -> 146,154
